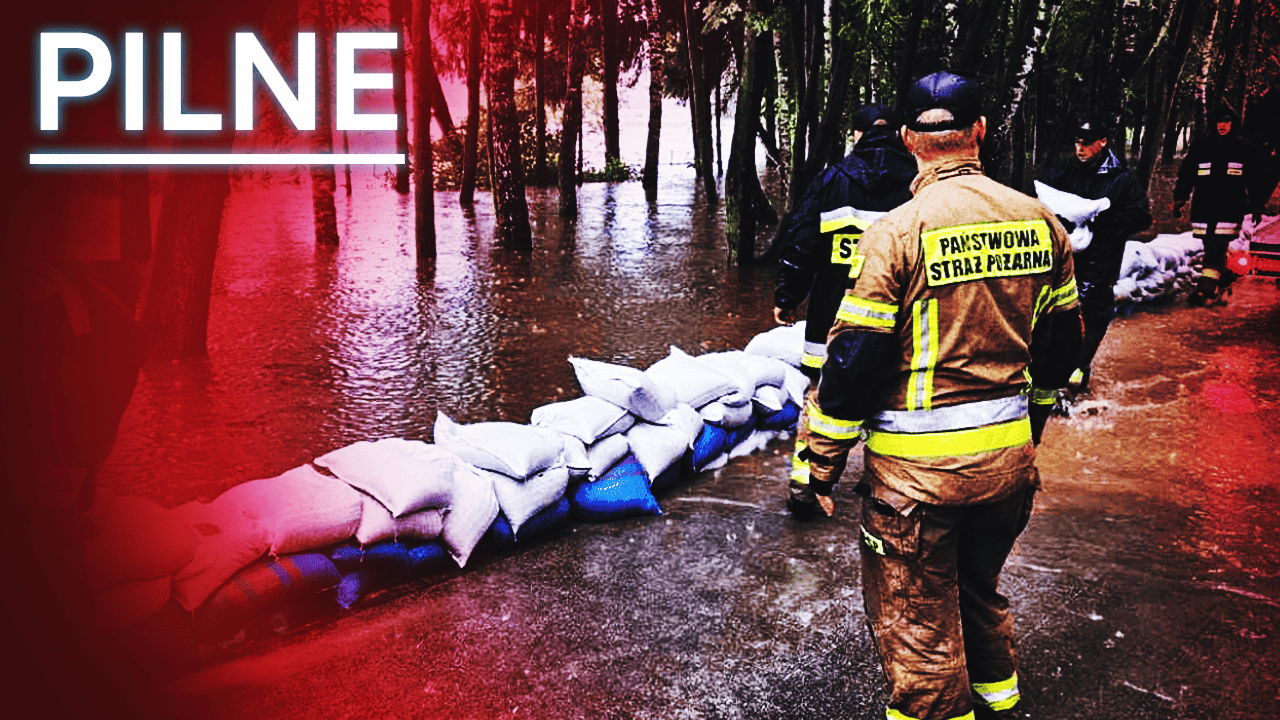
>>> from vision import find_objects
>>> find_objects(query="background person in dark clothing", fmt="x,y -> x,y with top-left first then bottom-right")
1173,104 -> 1270,305
770,104 -> 916,518
1037,118 -> 1151,391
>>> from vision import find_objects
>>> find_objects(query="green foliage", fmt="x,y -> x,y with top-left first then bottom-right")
581,157 -> 636,182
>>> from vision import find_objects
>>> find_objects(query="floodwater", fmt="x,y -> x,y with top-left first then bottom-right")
97,170 -> 779,508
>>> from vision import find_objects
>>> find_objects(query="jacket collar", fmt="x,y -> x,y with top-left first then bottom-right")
910,157 -> 983,194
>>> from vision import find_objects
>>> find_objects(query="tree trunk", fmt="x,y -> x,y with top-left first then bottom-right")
684,0 -> 718,202
488,0 -> 532,249
1136,0 -> 1202,190
393,0 -> 411,194
141,173 -> 230,359
642,3 -> 664,194
601,0 -> 621,166
342,130 -> 353,196
460,0 -> 485,205
414,0 -> 437,260
310,0 -> 339,246
727,2 -> 766,265
560,0 -> 586,218
533,0 -> 548,186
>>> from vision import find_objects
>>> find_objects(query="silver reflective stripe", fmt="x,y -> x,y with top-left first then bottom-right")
820,206 -> 887,234
804,341 -> 827,359
869,394 -> 1029,433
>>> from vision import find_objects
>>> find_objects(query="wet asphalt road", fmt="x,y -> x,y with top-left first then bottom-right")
122,275 -> 1280,720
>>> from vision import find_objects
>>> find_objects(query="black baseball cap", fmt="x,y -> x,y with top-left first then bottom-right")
902,71 -> 984,132
852,104 -> 900,132
1209,104 -> 1240,124
1074,118 -> 1109,143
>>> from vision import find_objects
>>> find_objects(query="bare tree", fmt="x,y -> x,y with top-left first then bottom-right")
560,0 -> 587,218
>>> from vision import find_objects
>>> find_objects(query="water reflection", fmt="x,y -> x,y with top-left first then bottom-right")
98,171 -> 777,507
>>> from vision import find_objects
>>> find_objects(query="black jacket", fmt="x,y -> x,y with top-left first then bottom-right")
771,127 -> 916,377
1174,130 -> 1269,231
1038,149 -> 1151,286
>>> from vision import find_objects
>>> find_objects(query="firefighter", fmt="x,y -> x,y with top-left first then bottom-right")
814,71 -> 1082,720
1037,116 -> 1151,391
770,104 -> 917,519
1173,104 -> 1270,305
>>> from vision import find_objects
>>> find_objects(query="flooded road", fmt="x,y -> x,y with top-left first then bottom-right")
89,177 -> 1280,719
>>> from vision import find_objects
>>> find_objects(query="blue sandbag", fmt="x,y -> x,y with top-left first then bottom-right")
691,424 -> 731,471
757,399 -> 801,431
334,541 -> 413,610
727,421 -> 756,449
650,450 -> 692,494
487,513 -> 518,547
570,453 -> 662,522
489,496 -> 574,549
330,542 -> 364,574
407,540 -> 453,576
194,552 -> 340,645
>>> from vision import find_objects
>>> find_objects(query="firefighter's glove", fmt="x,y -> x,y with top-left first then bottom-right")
1171,201 -> 1186,219
1029,385 -> 1058,445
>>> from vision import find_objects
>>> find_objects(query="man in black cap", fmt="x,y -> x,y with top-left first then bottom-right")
1173,104 -> 1270,305
811,71 -> 1082,720
1037,117 -> 1151,391
770,103 -> 917,519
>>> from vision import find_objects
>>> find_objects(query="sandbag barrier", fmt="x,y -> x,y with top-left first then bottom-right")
89,327 -> 811,667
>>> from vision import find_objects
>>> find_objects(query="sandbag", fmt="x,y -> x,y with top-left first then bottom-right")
440,464 -> 500,568
586,433 -> 631,480
690,352 -> 755,405
93,575 -> 173,639
626,420 -> 694,483
568,357 -> 677,423
84,494 -> 200,591
530,395 -> 635,444
744,322 -> 806,367
408,540 -> 454,577
782,364 -> 810,407
314,438 -> 457,517
698,399 -> 754,429
644,346 -> 738,408
170,503 -> 271,612
207,465 -> 365,556
353,495 -> 444,545
434,412 -> 565,479
753,385 -> 787,413
757,399 -> 802,431
486,497 -> 572,548
735,352 -> 791,390
334,541 -> 412,610
1033,180 -> 1111,253
557,435 -> 591,480
193,552 -> 339,645
649,452 -> 692,495
487,464 -> 571,536
730,428 -> 775,458
691,424 -> 732,472
570,454 -> 662,522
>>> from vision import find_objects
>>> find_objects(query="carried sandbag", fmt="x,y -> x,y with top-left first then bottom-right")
570,454 -> 662,522
744,322 -> 806,367
313,438 -> 457,517
434,412 -> 565,479
440,464 -> 500,568
93,575 -> 173,639
170,503 -> 271,612
586,433 -> 631,480
486,464 -> 571,536
353,495 -> 444,545
530,395 -> 635,444
1033,180 -> 1111,252
193,552 -> 340,645
207,464 -> 364,557
84,494 -> 200,591
644,346 -> 738,408
568,357 -> 677,423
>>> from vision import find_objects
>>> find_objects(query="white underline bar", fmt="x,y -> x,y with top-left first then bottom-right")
29,153 -> 406,166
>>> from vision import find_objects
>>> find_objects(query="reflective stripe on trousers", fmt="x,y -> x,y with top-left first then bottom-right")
866,395 -> 1031,458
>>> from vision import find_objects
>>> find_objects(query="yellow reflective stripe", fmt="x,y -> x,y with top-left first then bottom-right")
886,709 -> 975,720
806,400 -> 863,441
801,352 -> 825,370
1031,285 -> 1052,329
862,526 -> 886,555
907,299 -> 939,412
865,418 -> 1031,458
1051,276 -> 1078,310
819,207 -> 874,234
1203,268 -> 1221,279
791,439 -> 809,484
836,295 -> 899,329
1029,386 -> 1058,406
973,673 -> 1020,711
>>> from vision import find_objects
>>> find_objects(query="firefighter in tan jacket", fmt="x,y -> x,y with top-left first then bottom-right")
812,72 -> 1083,720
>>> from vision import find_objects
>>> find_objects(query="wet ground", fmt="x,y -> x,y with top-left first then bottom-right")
90,178 -> 1280,719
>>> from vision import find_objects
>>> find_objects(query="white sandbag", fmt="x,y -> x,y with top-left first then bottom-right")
354,495 -> 444,545
782,364 -> 810,407
568,357 -> 678,423
170,502 -> 270,612
434,412 -> 565,479
626,421 -> 692,483
693,352 -> 759,404
729,429 -> 779,459
753,385 -> 787,413
314,438 -> 456,517
1034,180 -> 1111,251
440,464 -> 499,568
658,403 -> 704,444
530,395 -> 635,444
93,575 -> 172,639
559,435 -> 591,479
209,465 -> 365,557
487,464 -> 571,535
698,398 -> 754,428
744,322 -> 806,367
587,433 -> 631,479
644,346 -> 739,408
83,494 -> 200,591
735,352 -> 791,389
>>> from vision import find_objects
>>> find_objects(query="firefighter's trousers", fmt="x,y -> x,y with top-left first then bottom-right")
789,385 -> 860,505
859,475 -> 1037,720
